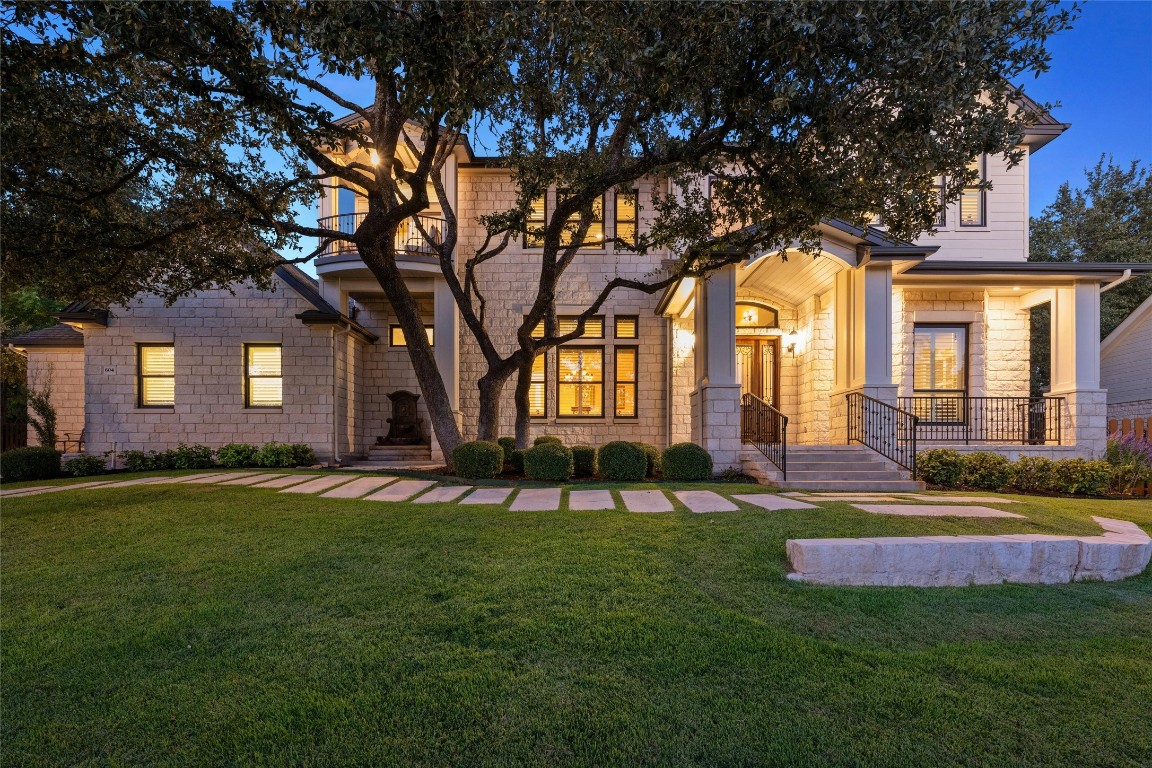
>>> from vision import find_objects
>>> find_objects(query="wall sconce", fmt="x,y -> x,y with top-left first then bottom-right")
784,328 -> 799,356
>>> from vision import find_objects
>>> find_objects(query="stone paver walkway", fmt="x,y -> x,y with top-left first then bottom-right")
186,472 -> 260,484
896,494 -> 1020,504
620,490 -> 673,513
319,476 -> 395,499
252,475 -> 314,488
731,494 -> 819,511
413,485 -> 472,504
510,488 -> 562,511
2,480 -> 115,497
459,488 -> 513,505
675,490 -> 739,513
218,473 -> 286,486
365,480 -> 435,502
279,475 -> 354,494
96,477 -> 170,488
568,490 -> 615,510
852,503 -> 1025,518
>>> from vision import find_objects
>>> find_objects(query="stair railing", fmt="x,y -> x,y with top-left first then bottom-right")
845,392 -> 919,478
741,392 -> 787,480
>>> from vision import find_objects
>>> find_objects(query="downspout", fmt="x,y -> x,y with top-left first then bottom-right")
1100,268 -> 1133,294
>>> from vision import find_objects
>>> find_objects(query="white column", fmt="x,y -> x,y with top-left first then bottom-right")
433,278 -> 460,419
830,264 -> 896,444
690,265 -> 741,470
1050,281 -> 1106,456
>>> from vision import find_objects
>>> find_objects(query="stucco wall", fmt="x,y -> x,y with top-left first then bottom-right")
25,348 -> 85,448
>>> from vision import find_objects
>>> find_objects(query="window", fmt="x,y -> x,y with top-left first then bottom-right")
337,185 -> 358,217
615,190 -> 638,248
245,344 -> 283,408
559,193 -> 604,249
614,315 -> 638,339
389,325 -> 434,347
933,176 -> 946,227
959,157 -> 986,227
531,315 -> 604,340
557,347 -> 603,417
912,325 -> 968,422
615,346 -> 638,418
529,352 -> 547,418
137,344 -> 175,407
524,194 -> 546,248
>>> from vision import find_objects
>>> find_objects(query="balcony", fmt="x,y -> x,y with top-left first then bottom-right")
317,212 -> 446,258
899,395 -> 1064,445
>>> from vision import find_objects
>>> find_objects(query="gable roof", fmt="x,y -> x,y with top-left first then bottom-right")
276,262 -> 380,343
5,323 -> 85,349
1102,293 -> 1152,354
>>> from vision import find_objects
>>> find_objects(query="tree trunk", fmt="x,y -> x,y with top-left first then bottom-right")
513,357 -> 534,448
476,371 -> 511,442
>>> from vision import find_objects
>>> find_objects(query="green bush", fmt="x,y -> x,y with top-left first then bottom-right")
916,449 -> 965,487
1,446 -> 61,481
453,441 -> 505,479
571,445 -> 597,478
597,441 -> 648,482
497,436 -> 516,463
120,449 -> 177,472
64,455 -> 106,477
960,452 -> 1012,491
1011,456 -> 1056,493
257,442 -> 297,468
534,435 -> 563,447
523,442 -> 572,482
508,448 -> 526,474
634,442 -> 661,478
171,443 -> 215,470
289,443 -> 316,466
661,442 -> 713,481
217,443 -> 260,468
1051,458 -> 1111,496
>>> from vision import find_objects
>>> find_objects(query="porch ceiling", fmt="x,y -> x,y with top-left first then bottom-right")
738,251 -> 844,307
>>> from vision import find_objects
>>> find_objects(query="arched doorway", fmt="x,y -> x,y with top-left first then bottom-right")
735,301 -> 781,407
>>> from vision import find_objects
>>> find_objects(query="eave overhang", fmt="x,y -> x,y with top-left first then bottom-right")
294,311 -> 380,343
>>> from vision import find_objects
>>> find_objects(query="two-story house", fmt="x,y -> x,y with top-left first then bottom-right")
12,104 -> 1150,486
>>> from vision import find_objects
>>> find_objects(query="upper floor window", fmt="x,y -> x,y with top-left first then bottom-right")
959,157 -> 986,227
933,176 -> 946,227
245,344 -> 283,408
560,193 -> 604,249
390,325 -> 435,347
615,190 -> 638,249
524,194 -> 546,248
137,344 -> 175,408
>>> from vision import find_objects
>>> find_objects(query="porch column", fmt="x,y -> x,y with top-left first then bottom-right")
830,264 -> 897,443
431,278 -> 461,462
690,264 -> 741,470
1050,281 -> 1106,457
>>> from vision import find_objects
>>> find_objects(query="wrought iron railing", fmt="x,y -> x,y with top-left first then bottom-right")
741,392 -> 787,480
846,392 -> 918,476
316,212 -> 446,257
898,395 -> 1064,445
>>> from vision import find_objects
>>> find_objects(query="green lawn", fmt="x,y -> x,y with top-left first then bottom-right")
3,477 -> 1151,767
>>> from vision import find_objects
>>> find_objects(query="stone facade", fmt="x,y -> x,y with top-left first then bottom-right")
25,348 -> 85,448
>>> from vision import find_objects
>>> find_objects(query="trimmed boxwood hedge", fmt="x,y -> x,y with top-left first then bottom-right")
634,442 -> 661,478
508,448 -> 526,474
453,441 -> 505,479
64,455 -> 107,477
217,443 -> 260,468
661,442 -> 713,481
598,441 -> 647,482
1,446 -> 62,482
534,435 -> 563,447
523,442 -> 572,481
571,445 -> 597,478
497,437 -> 516,464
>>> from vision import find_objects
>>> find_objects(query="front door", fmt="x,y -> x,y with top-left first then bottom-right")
736,337 -> 780,406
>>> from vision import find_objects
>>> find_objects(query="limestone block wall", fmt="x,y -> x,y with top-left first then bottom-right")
983,293 -> 1030,397
82,280 -> 338,461
669,316 -> 694,444
1108,399 -> 1152,421
793,293 -> 834,445
25,348 -> 85,447
894,288 -> 990,397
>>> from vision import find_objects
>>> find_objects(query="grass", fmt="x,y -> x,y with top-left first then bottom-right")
2,476 -> 1151,767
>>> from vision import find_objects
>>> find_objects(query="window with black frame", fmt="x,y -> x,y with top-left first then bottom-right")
912,325 -> 968,422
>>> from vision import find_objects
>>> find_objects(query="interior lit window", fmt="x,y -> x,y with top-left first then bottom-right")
524,194 -> 546,248
137,344 -> 175,407
390,325 -> 434,347
615,190 -> 638,249
934,176 -> 947,227
959,157 -> 986,227
615,346 -> 638,418
614,316 -> 638,339
245,344 -> 283,408
559,193 -> 604,249
557,347 -> 604,417
912,325 -> 968,422
529,353 -> 546,418
531,316 -> 604,340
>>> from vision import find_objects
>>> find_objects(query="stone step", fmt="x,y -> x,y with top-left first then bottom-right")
368,446 -> 431,456
785,461 -> 891,471
784,469 -> 907,480
777,479 -> 925,491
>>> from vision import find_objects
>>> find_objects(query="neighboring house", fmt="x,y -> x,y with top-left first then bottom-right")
1100,294 -> 1152,422
15,102 -> 1152,484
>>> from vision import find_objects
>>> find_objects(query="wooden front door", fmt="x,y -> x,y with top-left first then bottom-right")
736,337 -> 780,406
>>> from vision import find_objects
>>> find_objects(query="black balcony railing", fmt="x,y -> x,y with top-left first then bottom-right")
741,392 -> 788,479
317,212 -> 446,257
846,392 -> 918,476
899,395 -> 1064,445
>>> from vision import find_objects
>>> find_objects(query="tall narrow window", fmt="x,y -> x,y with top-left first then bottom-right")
615,190 -> 638,249
245,344 -> 283,408
137,344 -> 175,407
557,347 -> 604,417
529,352 -> 547,418
559,193 -> 604,249
524,194 -> 546,248
959,157 -> 986,227
912,325 -> 968,422
615,346 -> 638,418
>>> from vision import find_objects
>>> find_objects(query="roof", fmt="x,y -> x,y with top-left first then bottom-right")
5,323 -> 85,349
55,300 -> 109,327
1102,293 -> 1152,354
1014,91 -> 1070,152
902,261 -> 1152,280
276,262 -> 380,343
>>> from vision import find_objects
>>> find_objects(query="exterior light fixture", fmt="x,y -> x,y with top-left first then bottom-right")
784,328 -> 799,356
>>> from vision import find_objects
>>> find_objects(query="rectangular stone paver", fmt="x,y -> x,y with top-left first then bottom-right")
1,484 -> 60,497
186,472 -> 260,484
620,490 -> 673,513
896,494 -> 1020,504
731,494 -> 819,511
279,475 -> 358,495
568,490 -> 615,510
217,473 -> 287,486
509,488 -> 562,511
94,477 -> 171,488
852,503 -> 1025,518
3,480 -> 115,497
413,486 -> 472,504
320,476 -> 396,499
459,488 -> 513,505
793,495 -> 906,503
674,490 -> 739,513
251,475 -> 315,489
170,473 -> 233,483
364,480 -> 436,502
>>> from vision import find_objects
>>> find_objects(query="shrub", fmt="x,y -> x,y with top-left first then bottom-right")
523,442 -> 572,482
1010,456 -> 1056,493
597,441 -> 648,482
960,451 -> 1012,491
1,446 -> 61,481
497,436 -> 516,463
453,441 -> 505,479
916,449 -> 965,487
1105,432 -> 1152,495
257,442 -> 315,468
289,443 -> 316,466
508,448 -> 526,474
64,455 -> 106,477
171,443 -> 215,470
571,445 -> 597,478
120,449 -> 176,472
634,442 -> 661,478
26,380 -> 57,449
661,442 -> 713,481
534,435 -> 563,447
217,443 -> 260,468
1051,458 -> 1111,496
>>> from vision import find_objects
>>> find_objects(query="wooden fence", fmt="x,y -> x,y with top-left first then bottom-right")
1108,417 -> 1151,497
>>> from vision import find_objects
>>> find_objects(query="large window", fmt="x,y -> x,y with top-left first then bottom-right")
615,190 -> 638,249
912,325 -> 968,422
614,346 -> 638,418
559,193 -> 604,249
137,344 -> 175,407
529,353 -> 547,418
524,194 -> 546,248
557,347 -> 604,418
959,157 -> 986,227
245,344 -> 283,408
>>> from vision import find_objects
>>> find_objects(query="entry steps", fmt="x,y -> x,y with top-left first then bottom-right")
343,442 -> 436,470
741,444 -> 924,491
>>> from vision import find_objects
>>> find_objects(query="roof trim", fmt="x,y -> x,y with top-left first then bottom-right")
5,323 -> 85,349
904,261 -> 1152,279
294,310 -> 380,343
54,300 -> 108,327
1102,293 -> 1152,354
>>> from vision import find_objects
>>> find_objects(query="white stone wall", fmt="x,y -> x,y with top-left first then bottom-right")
25,348 -> 85,448
793,293 -> 834,445
82,280 -> 339,461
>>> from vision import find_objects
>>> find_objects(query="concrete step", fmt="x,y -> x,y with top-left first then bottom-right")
784,469 -> 907,480
785,460 -> 891,471
777,479 -> 926,491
